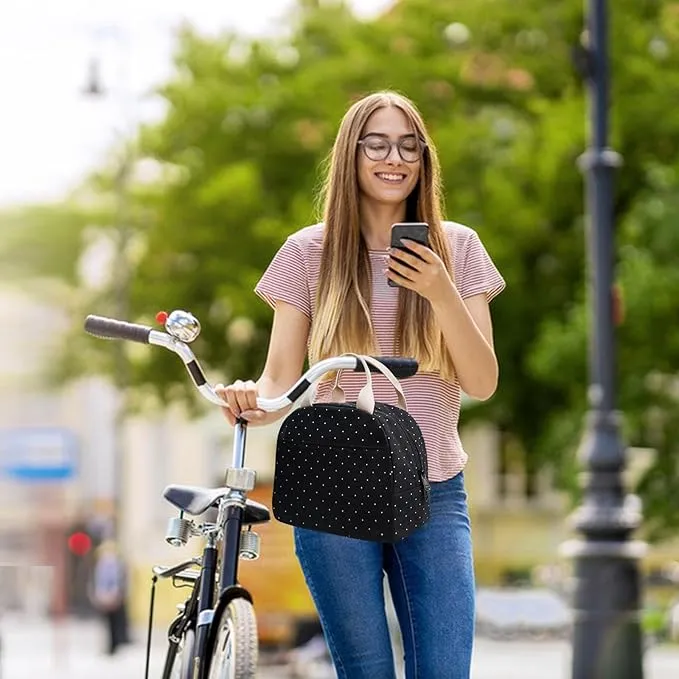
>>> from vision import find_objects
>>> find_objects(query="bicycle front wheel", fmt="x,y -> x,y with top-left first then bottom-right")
176,628 -> 195,679
207,598 -> 258,679
163,627 -> 195,679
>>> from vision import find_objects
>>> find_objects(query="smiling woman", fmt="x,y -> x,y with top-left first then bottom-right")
216,90 -> 505,679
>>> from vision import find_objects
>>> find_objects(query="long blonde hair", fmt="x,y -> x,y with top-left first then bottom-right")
308,91 -> 455,380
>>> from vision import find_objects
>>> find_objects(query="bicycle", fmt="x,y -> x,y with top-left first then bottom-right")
84,309 -> 417,679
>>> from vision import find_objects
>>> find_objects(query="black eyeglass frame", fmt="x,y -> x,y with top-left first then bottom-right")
357,134 -> 427,163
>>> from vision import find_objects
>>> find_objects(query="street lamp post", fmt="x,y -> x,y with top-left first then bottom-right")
564,0 -> 646,677
82,44 -> 135,542
109,149 -> 132,541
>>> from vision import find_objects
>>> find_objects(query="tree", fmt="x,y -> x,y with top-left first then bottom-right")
529,163 -> 679,540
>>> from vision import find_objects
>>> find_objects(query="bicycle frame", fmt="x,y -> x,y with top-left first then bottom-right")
219,420 -> 249,590
191,532 -> 219,679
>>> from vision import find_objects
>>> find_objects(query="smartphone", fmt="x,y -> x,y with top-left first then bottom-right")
387,222 -> 430,287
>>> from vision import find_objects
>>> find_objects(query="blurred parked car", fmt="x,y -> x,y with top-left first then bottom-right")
475,588 -> 572,641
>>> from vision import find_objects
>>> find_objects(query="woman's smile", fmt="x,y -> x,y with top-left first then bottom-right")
375,171 -> 407,184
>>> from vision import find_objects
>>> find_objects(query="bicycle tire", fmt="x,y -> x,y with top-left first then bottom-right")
164,628 -> 195,679
207,598 -> 258,679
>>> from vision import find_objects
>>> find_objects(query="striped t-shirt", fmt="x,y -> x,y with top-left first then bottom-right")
255,221 -> 505,482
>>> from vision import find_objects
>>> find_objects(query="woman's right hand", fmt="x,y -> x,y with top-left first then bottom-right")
214,380 -> 267,426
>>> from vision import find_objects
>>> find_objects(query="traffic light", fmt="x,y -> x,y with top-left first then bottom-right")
67,530 -> 92,557
65,525 -> 95,615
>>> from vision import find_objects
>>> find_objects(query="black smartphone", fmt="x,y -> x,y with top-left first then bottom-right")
387,222 -> 430,287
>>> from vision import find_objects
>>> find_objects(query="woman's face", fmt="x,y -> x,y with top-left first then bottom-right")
356,106 -> 421,208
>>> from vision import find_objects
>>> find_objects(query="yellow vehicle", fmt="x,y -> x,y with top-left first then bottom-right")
237,482 -> 318,648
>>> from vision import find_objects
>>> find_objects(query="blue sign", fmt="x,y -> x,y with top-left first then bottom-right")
0,427 -> 78,482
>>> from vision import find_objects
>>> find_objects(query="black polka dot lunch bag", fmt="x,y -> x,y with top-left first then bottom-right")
272,354 -> 431,542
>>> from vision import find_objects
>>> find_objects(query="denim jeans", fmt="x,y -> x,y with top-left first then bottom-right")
293,471 -> 475,679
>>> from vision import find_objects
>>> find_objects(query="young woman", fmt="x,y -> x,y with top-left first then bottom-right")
217,91 -> 505,679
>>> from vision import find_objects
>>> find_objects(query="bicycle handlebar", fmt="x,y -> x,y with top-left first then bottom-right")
84,314 -> 418,412
85,315 -> 154,343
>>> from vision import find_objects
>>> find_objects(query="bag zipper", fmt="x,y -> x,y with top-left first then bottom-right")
378,405 -> 427,476
376,406 -> 429,501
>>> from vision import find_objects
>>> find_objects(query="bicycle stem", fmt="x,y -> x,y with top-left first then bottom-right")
231,420 -> 247,468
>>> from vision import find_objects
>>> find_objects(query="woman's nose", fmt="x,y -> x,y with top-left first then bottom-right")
385,144 -> 401,163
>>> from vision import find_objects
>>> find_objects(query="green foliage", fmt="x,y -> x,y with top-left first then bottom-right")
5,0 -> 679,534
642,605 -> 668,639
0,203 -> 106,286
530,164 -> 679,540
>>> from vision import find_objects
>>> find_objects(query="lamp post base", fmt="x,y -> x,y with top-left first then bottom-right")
562,410 -> 647,679
563,541 -> 646,679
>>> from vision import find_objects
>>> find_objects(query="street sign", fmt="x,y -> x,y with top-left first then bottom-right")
0,427 -> 78,482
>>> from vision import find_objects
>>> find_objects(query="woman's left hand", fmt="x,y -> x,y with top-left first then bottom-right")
386,239 -> 454,304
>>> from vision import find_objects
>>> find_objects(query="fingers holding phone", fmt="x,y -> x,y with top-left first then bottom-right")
387,222 -> 430,288
386,223 -> 451,302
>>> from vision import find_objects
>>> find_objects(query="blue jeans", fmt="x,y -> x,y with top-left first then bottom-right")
293,472 -> 475,679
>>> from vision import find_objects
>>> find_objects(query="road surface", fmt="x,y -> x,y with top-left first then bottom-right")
1,613 -> 678,678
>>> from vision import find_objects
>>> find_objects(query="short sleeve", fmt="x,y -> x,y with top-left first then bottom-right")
254,236 -> 312,319
459,231 -> 505,302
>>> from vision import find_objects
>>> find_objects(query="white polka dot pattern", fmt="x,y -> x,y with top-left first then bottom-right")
273,401 -> 431,542
255,221 -> 506,482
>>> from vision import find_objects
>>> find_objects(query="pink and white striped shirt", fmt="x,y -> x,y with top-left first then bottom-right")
255,221 -> 505,481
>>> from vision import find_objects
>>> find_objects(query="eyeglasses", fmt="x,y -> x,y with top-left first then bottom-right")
357,134 -> 426,163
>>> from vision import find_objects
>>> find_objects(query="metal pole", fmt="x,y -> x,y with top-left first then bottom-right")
112,152 -> 131,540
82,36 -> 134,541
563,0 -> 646,676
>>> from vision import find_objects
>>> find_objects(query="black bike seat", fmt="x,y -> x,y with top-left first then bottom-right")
242,499 -> 271,525
164,485 -> 226,515
163,484 -> 271,524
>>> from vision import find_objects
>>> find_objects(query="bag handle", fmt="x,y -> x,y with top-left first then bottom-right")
351,354 -> 407,414
299,354 -> 408,414
298,372 -> 343,408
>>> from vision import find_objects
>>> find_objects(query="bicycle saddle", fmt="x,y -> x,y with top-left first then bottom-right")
163,484 -> 271,524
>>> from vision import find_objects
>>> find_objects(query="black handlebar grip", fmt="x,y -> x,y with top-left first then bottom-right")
364,356 -> 418,378
84,315 -> 153,343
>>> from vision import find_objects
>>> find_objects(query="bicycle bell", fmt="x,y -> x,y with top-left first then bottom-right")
161,309 -> 201,343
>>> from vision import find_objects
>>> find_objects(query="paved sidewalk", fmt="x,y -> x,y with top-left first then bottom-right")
0,614 -> 292,679
472,638 -> 679,679
2,614 -> 679,678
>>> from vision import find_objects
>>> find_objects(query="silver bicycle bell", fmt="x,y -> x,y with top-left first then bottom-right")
163,309 -> 201,343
